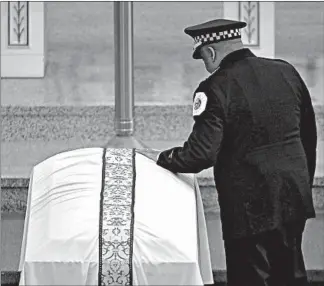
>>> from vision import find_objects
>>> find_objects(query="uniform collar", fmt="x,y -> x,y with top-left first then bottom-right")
208,48 -> 255,77
219,48 -> 256,69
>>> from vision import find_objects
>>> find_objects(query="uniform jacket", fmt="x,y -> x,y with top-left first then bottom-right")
157,48 -> 317,240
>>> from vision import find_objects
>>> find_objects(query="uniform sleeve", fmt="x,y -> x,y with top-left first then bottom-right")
299,77 -> 317,187
157,87 -> 225,174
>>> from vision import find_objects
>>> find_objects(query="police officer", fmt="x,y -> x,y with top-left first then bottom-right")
156,19 -> 317,286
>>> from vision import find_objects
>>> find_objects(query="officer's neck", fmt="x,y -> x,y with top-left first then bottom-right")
210,46 -> 245,75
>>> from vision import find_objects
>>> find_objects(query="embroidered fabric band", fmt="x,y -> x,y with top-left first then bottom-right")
99,148 -> 136,285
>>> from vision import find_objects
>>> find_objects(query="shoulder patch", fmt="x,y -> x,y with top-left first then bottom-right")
193,92 -> 208,116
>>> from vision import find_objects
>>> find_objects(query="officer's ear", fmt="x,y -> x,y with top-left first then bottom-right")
207,46 -> 217,63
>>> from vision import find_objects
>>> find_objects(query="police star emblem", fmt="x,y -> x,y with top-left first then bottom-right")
193,92 -> 207,116
194,98 -> 202,110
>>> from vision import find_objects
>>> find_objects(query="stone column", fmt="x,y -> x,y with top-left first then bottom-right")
1,1 -> 45,78
106,1 -> 147,149
223,1 -> 275,58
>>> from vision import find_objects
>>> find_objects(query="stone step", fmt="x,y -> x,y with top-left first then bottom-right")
1,271 -> 324,286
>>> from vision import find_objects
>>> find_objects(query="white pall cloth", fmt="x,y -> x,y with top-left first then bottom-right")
19,148 -> 213,286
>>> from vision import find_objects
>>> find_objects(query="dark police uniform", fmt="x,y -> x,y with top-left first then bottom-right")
157,19 -> 317,286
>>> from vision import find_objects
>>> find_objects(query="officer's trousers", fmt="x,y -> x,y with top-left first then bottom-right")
224,220 -> 308,286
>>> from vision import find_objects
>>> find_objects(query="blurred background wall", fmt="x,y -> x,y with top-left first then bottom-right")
1,1 -> 323,106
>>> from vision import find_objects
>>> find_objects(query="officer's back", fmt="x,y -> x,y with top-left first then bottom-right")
217,54 -> 303,154
210,51 -> 316,238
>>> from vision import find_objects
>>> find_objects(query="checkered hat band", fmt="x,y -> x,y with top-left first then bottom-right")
194,29 -> 241,44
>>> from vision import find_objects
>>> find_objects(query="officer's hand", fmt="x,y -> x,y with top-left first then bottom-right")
155,147 -> 180,173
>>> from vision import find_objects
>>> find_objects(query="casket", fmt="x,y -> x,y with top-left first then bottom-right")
18,148 -> 213,285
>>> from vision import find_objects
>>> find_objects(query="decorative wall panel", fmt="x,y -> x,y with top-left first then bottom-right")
239,1 -> 260,46
1,1 -> 45,78
8,1 -> 29,46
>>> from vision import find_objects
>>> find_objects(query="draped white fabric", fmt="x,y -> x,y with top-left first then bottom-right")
18,148 -> 213,285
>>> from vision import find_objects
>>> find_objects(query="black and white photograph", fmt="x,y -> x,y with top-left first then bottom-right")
1,1 -> 323,285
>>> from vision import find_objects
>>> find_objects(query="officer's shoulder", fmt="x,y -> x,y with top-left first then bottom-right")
264,57 -> 303,81
258,56 -> 296,70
